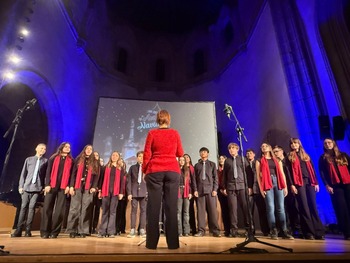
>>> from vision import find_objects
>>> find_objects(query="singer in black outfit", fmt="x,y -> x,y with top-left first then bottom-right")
127,151 -> 147,238
223,143 -> 250,237
245,148 -> 269,236
192,147 -> 221,237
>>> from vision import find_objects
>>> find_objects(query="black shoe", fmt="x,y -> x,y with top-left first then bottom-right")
305,234 -> 315,240
24,231 -> 32,237
194,231 -> 204,237
41,234 -> 49,239
11,231 -> 22,238
281,230 -> 294,240
230,230 -> 239,237
270,229 -> 278,240
315,235 -> 325,240
97,233 -> 105,238
80,233 -> 87,238
50,234 -> 58,239
69,233 -> 76,238
213,232 -> 221,237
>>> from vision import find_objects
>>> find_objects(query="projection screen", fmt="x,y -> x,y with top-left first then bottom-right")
92,98 -> 218,169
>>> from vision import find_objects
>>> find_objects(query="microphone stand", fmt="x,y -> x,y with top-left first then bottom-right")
223,104 -> 292,253
0,100 -> 35,190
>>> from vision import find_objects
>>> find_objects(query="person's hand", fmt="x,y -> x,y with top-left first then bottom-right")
212,190 -> 217,197
69,187 -> 75,196
118,194 -> 123,200
223,189 -> 227,196
248,188 -> 253,196
44,186 -> 51,195
260,189 -> 266,198
194,191 -> 198,198
283,187 -> 288,197
326,185 -> 334,194
18,188 -> 24,194
314,185 -> 320,193
98,191 -> 102,199
90,188 -> 96,194
188,194 -> 192,200
128,194 -> 132,201
291,185 -> 298,194
64,186 -> 70,195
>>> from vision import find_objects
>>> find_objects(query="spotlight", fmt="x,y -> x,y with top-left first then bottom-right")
20,29 -> 29,36
8,54 -> 21,65
3,71 -> 15,80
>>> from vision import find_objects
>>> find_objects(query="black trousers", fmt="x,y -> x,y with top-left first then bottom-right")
295,181 -> 325,237
99,194 -> 119,235
145,171 -> 180,249
130,197 -> 147,229
66,189 -> 94,234
40,188 -> 67,236
330,183 -> 350,238
217,190 -> 230,235
90,194 -> 101,233
250,193 -> 269,235
116,198 -> 128,233
196,193 -> 220,234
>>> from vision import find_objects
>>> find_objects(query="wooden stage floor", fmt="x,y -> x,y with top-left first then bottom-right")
0,231 -> 350,262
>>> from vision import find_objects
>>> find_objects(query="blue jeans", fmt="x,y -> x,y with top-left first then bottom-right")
177,190 -> 190,235
265,175 -> 287,231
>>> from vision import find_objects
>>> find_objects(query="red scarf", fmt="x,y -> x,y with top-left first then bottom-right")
291,153 -> 317,186
74,163 -> 93,190
178,170 -> 191,198
101,166 -> 120,197
328,162 -> 350,184
260,157 -> 285,191
183,176 -> 191,198
50,155 -> 73,189
120,170 -> 126,195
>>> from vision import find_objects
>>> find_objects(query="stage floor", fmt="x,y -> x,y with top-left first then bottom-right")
0,231 -> 350,262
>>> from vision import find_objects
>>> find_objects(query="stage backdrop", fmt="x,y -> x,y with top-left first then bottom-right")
92,98 -> 218,169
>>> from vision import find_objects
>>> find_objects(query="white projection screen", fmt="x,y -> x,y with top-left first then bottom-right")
92,98 -> 218,169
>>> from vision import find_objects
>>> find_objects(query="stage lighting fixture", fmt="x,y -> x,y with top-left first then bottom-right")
20,28 -> 29,36
3,71 -> 15,80
9,54 -> 21,65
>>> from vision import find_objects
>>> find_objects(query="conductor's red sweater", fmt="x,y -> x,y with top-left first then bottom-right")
142,128 -> 184,175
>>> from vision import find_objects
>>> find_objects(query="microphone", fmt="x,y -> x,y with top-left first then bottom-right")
26,98 -> 37,106
24,98 -> 37,110
223,104 -> 231,118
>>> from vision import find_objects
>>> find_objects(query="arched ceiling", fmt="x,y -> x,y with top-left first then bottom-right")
62,0 -> 264,90
105,0 -> 226,35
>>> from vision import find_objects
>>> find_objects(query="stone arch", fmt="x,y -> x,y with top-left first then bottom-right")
1,70 -> 63,154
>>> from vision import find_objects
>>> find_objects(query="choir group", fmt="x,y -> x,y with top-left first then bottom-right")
10,137 -> 350,241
